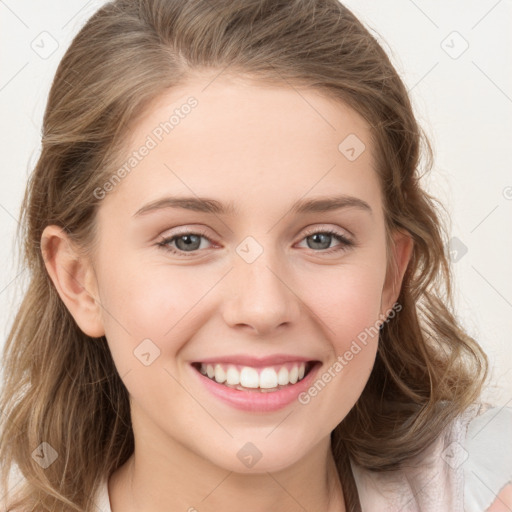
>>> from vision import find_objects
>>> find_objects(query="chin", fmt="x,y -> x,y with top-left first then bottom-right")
200,435 -> 321,475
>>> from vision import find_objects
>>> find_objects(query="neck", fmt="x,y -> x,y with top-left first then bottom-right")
109,433 -> 346,512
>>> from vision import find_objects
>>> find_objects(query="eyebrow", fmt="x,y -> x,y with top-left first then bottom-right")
132,194 -> 373,217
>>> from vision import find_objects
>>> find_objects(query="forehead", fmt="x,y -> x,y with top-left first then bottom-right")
101,74 -> 382,218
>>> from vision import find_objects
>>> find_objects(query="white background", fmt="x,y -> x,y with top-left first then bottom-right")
1,1 -> 511,404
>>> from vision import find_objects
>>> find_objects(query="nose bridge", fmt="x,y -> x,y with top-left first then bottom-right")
223,236 -> 300,335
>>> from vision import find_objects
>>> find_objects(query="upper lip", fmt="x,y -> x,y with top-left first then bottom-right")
193,354 -> 318,367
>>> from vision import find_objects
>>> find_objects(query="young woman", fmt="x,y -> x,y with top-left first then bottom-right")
1,1 -> 511,511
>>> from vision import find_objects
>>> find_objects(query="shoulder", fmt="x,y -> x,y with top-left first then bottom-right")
459,403 -> 512,512
486,484 -> 512,512
350,402 -> 512,512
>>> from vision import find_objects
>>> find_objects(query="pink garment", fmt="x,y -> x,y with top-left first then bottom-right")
352,403 -> 510,511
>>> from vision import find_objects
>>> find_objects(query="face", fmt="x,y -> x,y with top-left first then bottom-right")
80,74 -> 408,473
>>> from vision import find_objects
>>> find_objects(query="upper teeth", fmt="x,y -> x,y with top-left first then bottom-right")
199,362 -> 307,388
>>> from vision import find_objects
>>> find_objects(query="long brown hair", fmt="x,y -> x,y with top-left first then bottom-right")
0,1 -> 488,511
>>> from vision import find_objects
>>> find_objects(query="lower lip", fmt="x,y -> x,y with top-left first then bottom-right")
191,363 -> 321,412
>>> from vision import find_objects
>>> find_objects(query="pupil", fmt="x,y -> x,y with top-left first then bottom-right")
309,233 -> 330,250
177,234 -> 200,251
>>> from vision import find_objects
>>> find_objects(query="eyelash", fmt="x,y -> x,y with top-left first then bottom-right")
156,227 -> 354,257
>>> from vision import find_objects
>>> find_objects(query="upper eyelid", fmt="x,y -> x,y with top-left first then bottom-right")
159,225 -> 353,252
160,224 -> 352,242
301,225 -> 352,239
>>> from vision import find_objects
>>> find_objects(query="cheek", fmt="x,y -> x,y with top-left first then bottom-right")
94,262 -> 209,413
298,266 -> 384,421
95,256 -> 217,359
302,261 -> 385,349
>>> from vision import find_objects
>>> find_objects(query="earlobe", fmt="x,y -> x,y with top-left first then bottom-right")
380,229 -> 414,316
41,225 -> 105,338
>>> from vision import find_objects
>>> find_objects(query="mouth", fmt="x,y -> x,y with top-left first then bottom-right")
191,360 -> 318,393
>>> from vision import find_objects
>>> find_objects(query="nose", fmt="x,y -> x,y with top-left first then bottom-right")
222,248 -> 301,337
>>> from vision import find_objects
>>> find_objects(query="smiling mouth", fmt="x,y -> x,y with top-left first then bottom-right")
191,361 -> 317,393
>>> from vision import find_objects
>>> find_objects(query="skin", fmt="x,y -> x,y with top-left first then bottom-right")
488,483 -> 512,511
41,73 -> 413,512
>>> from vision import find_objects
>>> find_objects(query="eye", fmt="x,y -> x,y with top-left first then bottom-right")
296,227 -> 354,255
157,228 -> 215,257
157,226 -> 354,257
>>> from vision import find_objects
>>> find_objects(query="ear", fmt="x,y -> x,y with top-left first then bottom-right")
380,228 -> 414,316
41,225 -> 105,338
